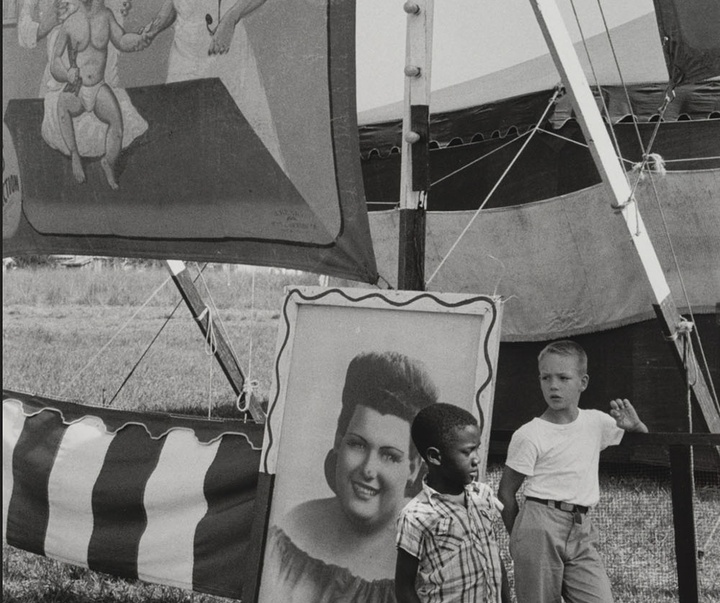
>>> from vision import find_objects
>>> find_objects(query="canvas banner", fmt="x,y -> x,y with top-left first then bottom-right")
2,0 -> 377,284
3,390 -> 264,599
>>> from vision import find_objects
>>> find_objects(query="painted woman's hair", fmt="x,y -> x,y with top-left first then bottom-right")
333,351 -> 439,453
324,351 -> 439,494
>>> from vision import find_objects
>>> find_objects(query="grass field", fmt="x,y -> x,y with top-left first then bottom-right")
3,264 -> 719,602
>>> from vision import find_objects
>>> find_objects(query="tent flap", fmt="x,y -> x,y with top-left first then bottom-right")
369,169 -> 720,341
652,0 -> 720,84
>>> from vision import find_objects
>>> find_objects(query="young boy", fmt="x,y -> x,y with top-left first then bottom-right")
498,340 -> 648,603
395,402 -> 505,603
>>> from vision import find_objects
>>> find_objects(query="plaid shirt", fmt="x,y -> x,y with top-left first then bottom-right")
396,479 -> 503,603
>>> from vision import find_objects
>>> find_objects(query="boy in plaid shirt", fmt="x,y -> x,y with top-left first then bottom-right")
395,403 -> 506,603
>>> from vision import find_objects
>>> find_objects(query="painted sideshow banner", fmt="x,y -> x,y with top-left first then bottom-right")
2,0 -> 377,283
255,287 -> 503,603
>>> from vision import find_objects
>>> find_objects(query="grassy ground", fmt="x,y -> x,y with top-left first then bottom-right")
2,264 -> 320,413
3,264 -> 720,602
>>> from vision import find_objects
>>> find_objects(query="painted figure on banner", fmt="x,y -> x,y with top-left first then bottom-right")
50,0 -> 152,189
139,0 -> 284,168
3,123 -> 23,240
262,351 -> 439,603
16,0 -> 148,185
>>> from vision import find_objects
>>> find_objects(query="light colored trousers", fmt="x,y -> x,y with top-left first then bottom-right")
509,500 -> 613,603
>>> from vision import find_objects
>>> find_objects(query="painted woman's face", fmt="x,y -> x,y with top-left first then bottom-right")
335,405 -> 419,531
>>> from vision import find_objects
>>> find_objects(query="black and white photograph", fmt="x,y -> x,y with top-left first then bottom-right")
257,287 -> 502,602
3,0 -> 719,602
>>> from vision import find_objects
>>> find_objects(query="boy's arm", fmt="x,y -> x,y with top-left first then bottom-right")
610,398 -> 648,433
395,548 -> 422,603
498,466 -> 526,534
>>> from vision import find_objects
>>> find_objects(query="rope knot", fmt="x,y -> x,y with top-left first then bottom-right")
236,379 -> 260,413
664,317 -> 694,341
631,153 -> 667,182
644,153 -> 667,176
611,195 -> 632,211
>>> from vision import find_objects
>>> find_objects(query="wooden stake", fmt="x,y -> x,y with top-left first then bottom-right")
164,260 -> 266,423
669,445 -> 699,603
398,0 -> 433,291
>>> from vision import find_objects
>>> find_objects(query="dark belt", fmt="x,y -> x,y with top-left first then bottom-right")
526,496 -> 589,514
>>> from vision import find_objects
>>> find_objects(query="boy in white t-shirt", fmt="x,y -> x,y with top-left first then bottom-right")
497,340 -> 647,603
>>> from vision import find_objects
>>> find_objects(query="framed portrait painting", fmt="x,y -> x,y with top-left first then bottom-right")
247,286 -> 503,603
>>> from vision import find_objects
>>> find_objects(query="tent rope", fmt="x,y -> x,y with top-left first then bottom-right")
700,515 -> 720,560
62,273 -> 174,398
236,267 -> 258,414
684,332 -> 693,433
537,126 -> 718,168
536,127 -> 646,170
662,155 -> 720,164
201,305 -> 218,418
588,0 -> 647,153
376,273 -> 395,290
537,127 -> 589,149
627,86 -> 676,208
568,0 -> 626,161
105,265 -> 214,407
105,289 -> 188,407
642,171 -> 720,411
430,131 -> 532,188
194,263 -> 254,417
426,87 -> 561,286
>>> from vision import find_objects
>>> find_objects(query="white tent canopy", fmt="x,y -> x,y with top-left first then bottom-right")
358,11 -> 669,125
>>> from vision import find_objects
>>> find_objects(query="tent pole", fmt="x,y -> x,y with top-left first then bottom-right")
529,0 -> 720,436
164,260 -> 266,423
397,0 -> 433,291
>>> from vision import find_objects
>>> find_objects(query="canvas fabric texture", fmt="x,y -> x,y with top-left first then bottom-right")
2,392 -> 264,599
2,0 -> 378,285
652,0 -> 720,84
369,169 -> 720,341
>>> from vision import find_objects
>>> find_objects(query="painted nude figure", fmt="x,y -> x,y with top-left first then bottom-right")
50,0 -> 149,189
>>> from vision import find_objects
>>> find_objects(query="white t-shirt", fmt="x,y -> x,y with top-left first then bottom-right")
506,409 -> 624,507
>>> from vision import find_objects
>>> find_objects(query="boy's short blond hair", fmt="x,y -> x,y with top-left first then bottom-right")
538,340 -> 588,374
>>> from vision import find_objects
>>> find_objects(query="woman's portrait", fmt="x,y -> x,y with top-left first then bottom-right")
263,351 -> 437,602
256,288 -> 503,603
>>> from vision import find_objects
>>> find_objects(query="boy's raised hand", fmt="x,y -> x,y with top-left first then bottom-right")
609,399 -> 648,433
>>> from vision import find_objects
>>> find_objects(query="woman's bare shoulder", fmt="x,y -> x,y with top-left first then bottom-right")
280,497 -> 338,544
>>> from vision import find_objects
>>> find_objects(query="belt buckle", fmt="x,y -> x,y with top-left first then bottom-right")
559,502 -> 574,512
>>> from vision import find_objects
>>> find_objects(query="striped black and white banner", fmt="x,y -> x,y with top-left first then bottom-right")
3,391 -> 264,599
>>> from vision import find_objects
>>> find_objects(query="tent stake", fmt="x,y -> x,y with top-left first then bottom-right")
164,260 -> 265,423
